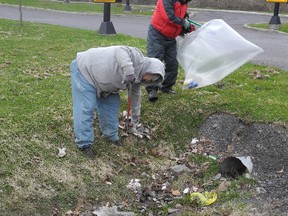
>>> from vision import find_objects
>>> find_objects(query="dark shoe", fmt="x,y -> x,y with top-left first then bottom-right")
161,88 -> 176,94
112,140 -> 122,146
80,146 -> 96,159
148,90 -> 158,102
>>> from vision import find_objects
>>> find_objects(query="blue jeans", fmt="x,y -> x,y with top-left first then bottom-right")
70,60 -> 120,149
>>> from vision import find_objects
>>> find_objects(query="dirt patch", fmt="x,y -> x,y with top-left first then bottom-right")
198,113 -> 288,215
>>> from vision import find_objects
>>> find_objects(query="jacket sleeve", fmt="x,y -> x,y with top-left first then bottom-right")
114,46 -> 135,76
162,0 -> 185,26
130,82 -> 141,124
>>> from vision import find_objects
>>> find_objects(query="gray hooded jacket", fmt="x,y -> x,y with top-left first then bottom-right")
76,46 -> 165,122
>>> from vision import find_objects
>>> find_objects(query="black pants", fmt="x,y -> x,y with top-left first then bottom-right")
146,25 -> 178,93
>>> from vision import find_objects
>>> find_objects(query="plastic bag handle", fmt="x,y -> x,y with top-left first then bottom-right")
188,19 -> 202,27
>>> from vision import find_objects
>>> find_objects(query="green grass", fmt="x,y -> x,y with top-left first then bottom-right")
1,17 -> 288,215
250,22 -> 288,33
1,0 -> 155,15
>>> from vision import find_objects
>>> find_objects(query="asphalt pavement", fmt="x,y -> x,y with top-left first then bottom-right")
0,4 -> 288,71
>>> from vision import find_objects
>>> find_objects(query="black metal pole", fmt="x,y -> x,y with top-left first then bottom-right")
99,3 -> 116,34
269,3 -> 281,25
273,2 -> 280,16
104,3 -> 111,21
124,0 -> 131,12
19,0 -> 23,26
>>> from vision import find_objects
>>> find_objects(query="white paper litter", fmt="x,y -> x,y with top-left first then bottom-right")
126,179 -> 141,191
57,147 -> 66,158
237,156 -> 253,173
191,138 -> 199,144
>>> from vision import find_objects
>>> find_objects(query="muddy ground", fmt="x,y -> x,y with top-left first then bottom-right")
70,113 -> 288,216
198,113 -> 288,216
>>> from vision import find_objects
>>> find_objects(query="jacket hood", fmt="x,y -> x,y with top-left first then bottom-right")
140,57 -> 165,86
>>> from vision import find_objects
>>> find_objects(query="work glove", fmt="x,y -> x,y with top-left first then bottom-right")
188,81 -> 198,89
128,122 -> 150,139
188,24 -> 196,32
123,74 -> 136,85
181,23 -> 196,36
184,19 -> 190,29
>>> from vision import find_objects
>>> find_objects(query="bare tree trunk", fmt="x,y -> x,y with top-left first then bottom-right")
19,0 -> 23,26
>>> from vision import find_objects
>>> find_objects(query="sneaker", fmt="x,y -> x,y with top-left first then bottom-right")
148,90 -> 158,102
161,88 -> 176,94
112,140 -> 122,146
80,146 -> 96,159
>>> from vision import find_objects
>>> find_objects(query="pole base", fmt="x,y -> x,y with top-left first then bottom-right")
99,21 -> 116,35
269,16 -> 281,25
124,5 -> 131,12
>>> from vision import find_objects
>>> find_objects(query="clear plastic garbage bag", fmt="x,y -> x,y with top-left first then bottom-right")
176,19 -> 264,89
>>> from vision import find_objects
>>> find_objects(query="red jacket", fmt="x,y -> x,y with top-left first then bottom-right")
151,0 -> 188,38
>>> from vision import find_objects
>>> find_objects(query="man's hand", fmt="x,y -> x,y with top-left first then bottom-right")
188,81 -> 198,88
184,19 -> 190,29
188,24 -> 196,32
181,23 -> 196,36
123,74 -> 136,85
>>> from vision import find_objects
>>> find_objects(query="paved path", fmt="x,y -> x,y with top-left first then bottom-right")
1,4 -> 288,71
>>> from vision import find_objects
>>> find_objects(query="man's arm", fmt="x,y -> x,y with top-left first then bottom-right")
114,46 -> 135,76
162,0 -> 185,26
130,83 -> 141,124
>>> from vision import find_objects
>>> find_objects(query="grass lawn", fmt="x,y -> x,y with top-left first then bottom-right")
1,10 -> 288,216
0,0 -> 155,15
250,22 -> 288,33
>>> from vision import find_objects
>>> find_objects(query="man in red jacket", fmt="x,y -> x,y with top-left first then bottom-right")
146,0 -> 193,102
